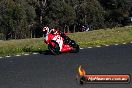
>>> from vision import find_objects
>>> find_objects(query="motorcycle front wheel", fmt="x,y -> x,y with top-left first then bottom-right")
48,40 -> 60,55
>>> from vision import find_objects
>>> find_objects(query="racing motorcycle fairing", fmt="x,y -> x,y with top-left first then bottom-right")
43,27 -> 79,54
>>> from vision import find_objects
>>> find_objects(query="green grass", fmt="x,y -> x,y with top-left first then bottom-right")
69,26 -> 132,47
0,26 -> 132,56
0,38 -> 47,56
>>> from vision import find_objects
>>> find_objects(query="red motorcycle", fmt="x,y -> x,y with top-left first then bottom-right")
43,27 -> 79,55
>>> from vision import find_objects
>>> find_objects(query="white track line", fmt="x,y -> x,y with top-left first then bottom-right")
33,53 -> 39,55
96,46 -> 101,48
123,43 -> 126,44
88,47 -> 93,48
115,44 -> 119,46
16,55 -> 21,57
5,56 -> 11,58
105,45 -> 109,46
131,42 -> 132,43
80,48 -> 84,49
24,54 -> 30,56
0,57 -> 2,59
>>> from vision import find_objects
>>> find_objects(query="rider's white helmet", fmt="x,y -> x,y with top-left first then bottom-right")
43,26 -> 50,34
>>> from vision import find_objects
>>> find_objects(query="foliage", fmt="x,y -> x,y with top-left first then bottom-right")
75,0 -> 105,29
0,0 -> 132,39
0,0 -> 36,39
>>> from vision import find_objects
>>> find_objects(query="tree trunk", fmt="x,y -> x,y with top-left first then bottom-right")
15,32 -> 16,39
39,0 -> 47,24
67,26 -> 69,33
31,30 -> 33,38
85,14 -> 87,24
73,25 -> 76,33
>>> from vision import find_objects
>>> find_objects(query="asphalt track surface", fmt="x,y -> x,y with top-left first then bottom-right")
0,43 -> 132,88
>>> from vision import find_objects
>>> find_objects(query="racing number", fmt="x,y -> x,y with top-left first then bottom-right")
56,35 -> 61,44
53,35 -> 62,44
53,35 -> 63,50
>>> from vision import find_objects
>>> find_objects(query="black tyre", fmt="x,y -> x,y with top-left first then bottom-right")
63,36 -> 71,44
48,40 -> 60,55
72,44 -> 79,53
69,40 -> 80,53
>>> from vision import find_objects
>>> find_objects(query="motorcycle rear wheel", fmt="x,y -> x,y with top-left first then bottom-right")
72,44 -> 80,53
69,40 -> 80,53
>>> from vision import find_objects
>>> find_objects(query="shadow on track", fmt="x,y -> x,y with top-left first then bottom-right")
39,50 -> 53,55
32,50 -> 54,55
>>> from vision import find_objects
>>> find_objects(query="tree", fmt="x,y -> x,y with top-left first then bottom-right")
1,0 -> 132,39
99,0 -> 131,27
0,0 -> 36,39
41,0 -> 76,32
75,0 -> 105,30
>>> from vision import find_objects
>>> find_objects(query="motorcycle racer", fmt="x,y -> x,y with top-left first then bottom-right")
43,26 -> 70,44
42,26 -> 79,54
